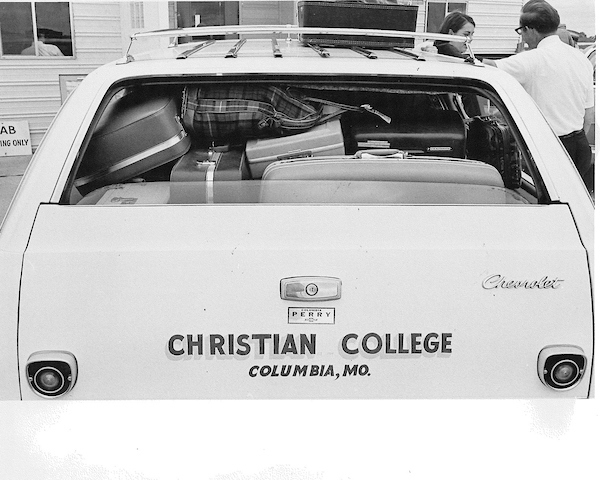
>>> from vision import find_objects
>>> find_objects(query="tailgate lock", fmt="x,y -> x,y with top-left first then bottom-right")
281,276 -> 341,301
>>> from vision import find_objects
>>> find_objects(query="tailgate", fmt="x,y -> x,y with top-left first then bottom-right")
18,203 -> 593,399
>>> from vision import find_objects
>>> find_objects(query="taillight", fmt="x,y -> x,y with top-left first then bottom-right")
26,351 -> 78,398
538,345 -> 586,391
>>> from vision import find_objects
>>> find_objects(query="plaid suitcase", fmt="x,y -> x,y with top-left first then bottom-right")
182,85 -> 323,141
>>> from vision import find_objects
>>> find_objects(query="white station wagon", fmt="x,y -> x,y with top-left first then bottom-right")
0,25 -> 594,400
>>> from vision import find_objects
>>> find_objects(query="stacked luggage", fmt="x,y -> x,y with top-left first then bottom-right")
76,83 -> 477,203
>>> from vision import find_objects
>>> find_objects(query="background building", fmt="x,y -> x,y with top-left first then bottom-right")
1,1 -> 529,151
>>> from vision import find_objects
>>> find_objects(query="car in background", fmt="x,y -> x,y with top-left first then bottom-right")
583,43 -> 596,78
584,43 -> 595,147
0,25 -> 594,401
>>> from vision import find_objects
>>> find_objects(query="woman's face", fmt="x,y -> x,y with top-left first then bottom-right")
449,22 -> 475,53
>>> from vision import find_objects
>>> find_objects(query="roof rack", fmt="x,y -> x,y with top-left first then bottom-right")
131,25 -> 469,44
126,24 -> 474,62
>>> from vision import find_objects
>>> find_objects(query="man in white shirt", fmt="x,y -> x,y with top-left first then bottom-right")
21,32 -> 64,57
484,1 -> 594,193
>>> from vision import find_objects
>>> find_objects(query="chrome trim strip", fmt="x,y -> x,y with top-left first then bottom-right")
75,131 -> 187,187
205,160 -> 216,204
132,25 -> 468,46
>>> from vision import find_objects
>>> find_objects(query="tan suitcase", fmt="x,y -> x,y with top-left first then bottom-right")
245,120 -> 345,178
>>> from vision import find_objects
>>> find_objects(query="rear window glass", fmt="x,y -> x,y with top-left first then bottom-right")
66,78 -> 539,206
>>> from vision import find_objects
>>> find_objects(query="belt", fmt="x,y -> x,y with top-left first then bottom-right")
559,129 -> 584,139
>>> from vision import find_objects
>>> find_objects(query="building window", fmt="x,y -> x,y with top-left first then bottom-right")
130,2 -> 145,29
168,2 -> 178,29
174,1 -> 239,29
0,2 -> 72,57
426,1 -> 467,33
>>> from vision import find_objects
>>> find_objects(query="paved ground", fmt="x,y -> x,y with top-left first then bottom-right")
0,155 -> 31,223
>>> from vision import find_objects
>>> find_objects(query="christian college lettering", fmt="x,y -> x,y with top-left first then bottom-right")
167,332 -> 453,357
168,333 -> 316,357
342,332 -> 452,355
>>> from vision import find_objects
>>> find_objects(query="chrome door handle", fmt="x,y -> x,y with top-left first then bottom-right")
280,276 -> 341,301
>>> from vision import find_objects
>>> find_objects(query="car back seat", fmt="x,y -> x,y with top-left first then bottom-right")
259,155 -> 510,204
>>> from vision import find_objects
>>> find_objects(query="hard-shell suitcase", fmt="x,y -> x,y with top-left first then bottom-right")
466,116 -> 521,188
259,152 -> 507,204
75,92 -> 191,195
298,1 -> 418,49
245,120 -> 345,178
169,147 -> 250,203
347,110 -> 466,158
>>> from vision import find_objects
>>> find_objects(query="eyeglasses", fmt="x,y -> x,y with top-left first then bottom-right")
515,26 -> 527,35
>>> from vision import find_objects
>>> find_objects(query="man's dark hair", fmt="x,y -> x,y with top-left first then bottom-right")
520,1 -> 560,34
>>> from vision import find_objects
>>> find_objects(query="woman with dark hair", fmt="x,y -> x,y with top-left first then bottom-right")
433,11 -> 481,116
434,11 -> 476,58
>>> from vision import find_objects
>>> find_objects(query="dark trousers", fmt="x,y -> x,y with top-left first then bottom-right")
559,129 -> 594,193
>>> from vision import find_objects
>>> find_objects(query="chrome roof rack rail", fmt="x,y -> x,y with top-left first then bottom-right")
130,25 -> 469,43
464,42 -> 477,64
390,46 -> 423,61
351,46 -> 377,59
307,43 -> 330,58
125,25 -> 474,62
272,37 -> 282,58
225,38 -> 246,58
177,39 -> 215,59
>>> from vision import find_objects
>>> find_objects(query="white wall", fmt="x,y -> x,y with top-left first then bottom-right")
0,2 -> 134,150
467,1 -> 523,55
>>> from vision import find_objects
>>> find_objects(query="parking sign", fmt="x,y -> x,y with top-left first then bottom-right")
1,120 -> 32,156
